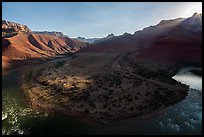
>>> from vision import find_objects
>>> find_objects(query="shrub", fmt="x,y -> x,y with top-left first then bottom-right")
124,95 -> 133,102
130,107 -> 134,111
84,109 -> 89,113
54,61 -> 65,68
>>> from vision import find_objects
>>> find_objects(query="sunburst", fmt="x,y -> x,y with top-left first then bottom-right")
182,3 -> 202,18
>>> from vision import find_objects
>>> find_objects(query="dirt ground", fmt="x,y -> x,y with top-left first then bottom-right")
22,52 -> 189,121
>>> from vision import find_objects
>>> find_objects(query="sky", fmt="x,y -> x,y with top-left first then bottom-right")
2,2 -> 202,38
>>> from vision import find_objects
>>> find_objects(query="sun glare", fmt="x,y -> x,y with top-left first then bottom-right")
182,3 -> 202,18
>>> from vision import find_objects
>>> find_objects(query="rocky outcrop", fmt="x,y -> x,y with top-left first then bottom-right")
33,31 -> 67,37
2,20 -> 32,33
138,13 -> 202,63
2,20 -> 90,62
91,13 -> 202,64
75,37 -> 101,44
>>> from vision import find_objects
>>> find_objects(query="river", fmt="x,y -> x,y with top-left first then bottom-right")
2,65 -> 202,135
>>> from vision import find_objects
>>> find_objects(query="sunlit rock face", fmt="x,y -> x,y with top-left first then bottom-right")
1,20 -> 90,63
33,31 -> 67,37
2,20 -> 32,33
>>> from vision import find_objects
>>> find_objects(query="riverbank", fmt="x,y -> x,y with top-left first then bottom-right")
189,69 -> 202,77
21,52 -> 189,122
3,62 -> 201,135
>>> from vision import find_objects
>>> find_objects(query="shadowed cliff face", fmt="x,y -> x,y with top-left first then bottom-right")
137,13 -> 202,63
89,13 -> 202,64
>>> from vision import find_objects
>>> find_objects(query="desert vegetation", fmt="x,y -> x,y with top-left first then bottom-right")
22,52 -> 189,121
